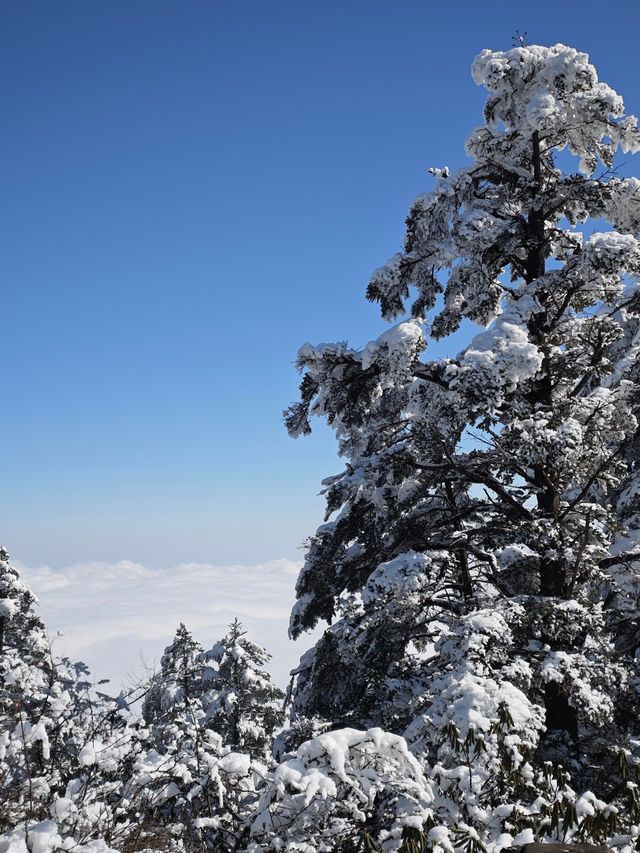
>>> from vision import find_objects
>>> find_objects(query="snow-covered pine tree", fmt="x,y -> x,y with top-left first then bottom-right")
0,546 -> 60,828
132,624 -> 227,851
284,43 -> 640,843
142,622 -> 205,731
130,622 -> 266,852
201,619 -> 284,761
0,548 -> 133,850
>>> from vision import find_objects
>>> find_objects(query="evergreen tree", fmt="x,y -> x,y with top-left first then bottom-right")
142,622 -> 205,731
201,619 -> 284,761
129,622 -> 264,852
133,624 -> 226,851
0,547 -> 49,668
285,43 -> 640,843
0,548 -> 133,849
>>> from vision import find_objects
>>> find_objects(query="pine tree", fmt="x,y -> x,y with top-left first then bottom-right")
0,547 -> 49,667
130,622 -> 265,852
201,619 -> 284,761
142,622 -> 205,731
0,548 -> 133,849
132,624 -> 224,851
284,43 -> 640,843
0,546 -> 61,828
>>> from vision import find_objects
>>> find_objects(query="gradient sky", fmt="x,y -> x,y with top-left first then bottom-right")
4,1 -> 640,570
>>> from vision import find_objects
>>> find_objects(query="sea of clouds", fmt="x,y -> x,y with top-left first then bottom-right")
17,558 -> 321,692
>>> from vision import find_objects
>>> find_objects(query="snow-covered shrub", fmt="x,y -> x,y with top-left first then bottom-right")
249,727 -> 434,852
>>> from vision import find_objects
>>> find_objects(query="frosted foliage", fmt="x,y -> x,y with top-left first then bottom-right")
284,41 -> 640,851
124,725 -> 264,852
470,44 -> 640,174
249,728 -> 434,852
362,320 -> 427,384
126,620 -> 276,850
142,622 -> 206,728
607,178 -> 640,235
446,317 -> 544,412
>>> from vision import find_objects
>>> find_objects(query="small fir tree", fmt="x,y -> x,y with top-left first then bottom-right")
249,727 -> 434,852
134,624 -> 229,851
142,621 -> 205,730
201,619 -> 284,761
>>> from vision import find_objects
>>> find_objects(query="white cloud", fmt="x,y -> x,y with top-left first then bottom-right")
16,558 -> 322,692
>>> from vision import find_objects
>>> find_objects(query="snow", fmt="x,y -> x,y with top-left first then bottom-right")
219,751 -> 251,775
448,319 -> 543,409
30,722 -> 50,761
362,320 -> 426,380
429,670 -> 540,738
78,743 -> 99,766
511,828 -> 535,846
362,551 -> 440,606
0,599 -> 18,618
497,544 -> 536,567
0,823 -> 118,853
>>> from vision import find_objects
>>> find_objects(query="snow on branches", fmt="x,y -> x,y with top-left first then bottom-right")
249,727 -> 433,852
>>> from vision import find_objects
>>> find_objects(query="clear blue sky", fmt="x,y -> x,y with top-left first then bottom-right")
4,1 -> 640,569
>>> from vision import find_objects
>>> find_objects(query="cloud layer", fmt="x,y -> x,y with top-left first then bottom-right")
17,558 -> 321,692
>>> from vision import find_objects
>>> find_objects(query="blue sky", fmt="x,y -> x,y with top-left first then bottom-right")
4,1 -> 640,569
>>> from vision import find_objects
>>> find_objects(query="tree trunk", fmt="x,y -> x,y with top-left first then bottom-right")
525,132 -> 575,746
